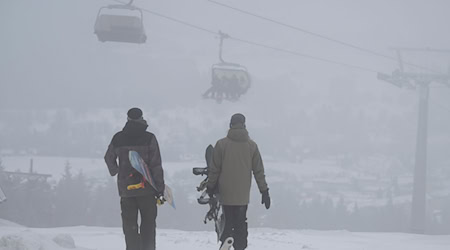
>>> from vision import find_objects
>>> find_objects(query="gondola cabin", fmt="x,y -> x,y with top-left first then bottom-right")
94,4 -> 146,44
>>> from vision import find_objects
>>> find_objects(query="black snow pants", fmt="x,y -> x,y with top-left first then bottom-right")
121,195 -> 157,250
221,205 -> 248,250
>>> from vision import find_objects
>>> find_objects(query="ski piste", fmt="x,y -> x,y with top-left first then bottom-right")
128,150 -> 175,209
193,144 -> 231,247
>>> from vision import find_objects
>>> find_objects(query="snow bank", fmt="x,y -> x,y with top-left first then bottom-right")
0,228 -> 88,250
0,219 -> 23,228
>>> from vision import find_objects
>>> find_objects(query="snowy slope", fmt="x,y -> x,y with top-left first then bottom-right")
0,219 -> 22,228
1,225 -> 450,250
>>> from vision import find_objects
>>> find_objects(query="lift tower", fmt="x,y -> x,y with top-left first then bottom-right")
377,48 -> 450,234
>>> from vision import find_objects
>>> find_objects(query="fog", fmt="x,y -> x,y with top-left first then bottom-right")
1,0 -> 450,237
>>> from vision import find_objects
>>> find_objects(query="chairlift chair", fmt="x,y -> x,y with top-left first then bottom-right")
203,31 -> 252,102
211,62 -> 251,94
94,4 -> 147,44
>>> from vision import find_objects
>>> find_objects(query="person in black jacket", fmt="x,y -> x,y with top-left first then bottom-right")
105,108 -> 165,250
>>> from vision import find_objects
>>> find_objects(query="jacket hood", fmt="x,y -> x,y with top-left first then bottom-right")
227,126 -> 249,142
123,120 -> 148,137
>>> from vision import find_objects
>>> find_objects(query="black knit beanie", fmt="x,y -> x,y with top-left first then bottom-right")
127,108 -> 143,120
230,113 -> 246,128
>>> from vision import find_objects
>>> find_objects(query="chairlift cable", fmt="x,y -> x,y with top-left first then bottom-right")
229,37 -> 378,73
111,0 -> 379,73
113,0 -> 217,35
207,0 -> 440,73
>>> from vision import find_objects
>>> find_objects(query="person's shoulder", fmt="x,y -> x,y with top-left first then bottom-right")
214,137 -> 228,148
248,137 -> 257,145
111,131 -> 123,143
143,131 -> 156,142
248,138 -> 259,150
217,136 -> 228,144
218,136 -> 228,143
144,131 -> 155,137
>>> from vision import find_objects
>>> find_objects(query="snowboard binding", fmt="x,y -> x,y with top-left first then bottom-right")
193,167 -> 208,176
193,167 -> 209,193
193,145 -> 216,212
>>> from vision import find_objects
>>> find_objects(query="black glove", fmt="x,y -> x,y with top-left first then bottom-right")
156,192 -> 165,205
206,186 -> 216,197
261,189 -> 270,209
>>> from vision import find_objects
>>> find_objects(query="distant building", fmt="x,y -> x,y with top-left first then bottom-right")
0,171 -> 51,181
0,169 -> 52,203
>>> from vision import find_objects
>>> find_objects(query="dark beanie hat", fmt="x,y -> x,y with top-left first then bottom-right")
127,108 -> 143,120
230,113 -> 246,127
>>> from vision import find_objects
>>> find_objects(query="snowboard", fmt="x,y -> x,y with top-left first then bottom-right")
219,237 -> 234,250
129,150 -> 176,209
194,144 -> 230,244
205,144 -> 213,171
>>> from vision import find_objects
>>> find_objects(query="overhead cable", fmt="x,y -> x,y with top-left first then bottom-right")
114,0 -> 217,35
112,0 -> 378,73
230,37 -> 378,73
207,0 -> 438,73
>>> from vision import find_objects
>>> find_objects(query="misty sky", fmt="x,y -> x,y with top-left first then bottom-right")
1,1 -> 450,235
1,0 -> 450,110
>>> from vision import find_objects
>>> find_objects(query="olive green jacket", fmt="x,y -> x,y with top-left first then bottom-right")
207,126 -> 268,205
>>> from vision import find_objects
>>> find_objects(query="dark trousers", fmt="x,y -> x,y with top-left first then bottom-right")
121,195 -> 157,250
221,205 -> 248,250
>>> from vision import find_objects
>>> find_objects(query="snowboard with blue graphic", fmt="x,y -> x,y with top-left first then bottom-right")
128,150 -> 175,209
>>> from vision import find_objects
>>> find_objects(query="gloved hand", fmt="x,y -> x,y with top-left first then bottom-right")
156,192 -> 166,205
261,189 -> 270,209
206,186 -> 216,198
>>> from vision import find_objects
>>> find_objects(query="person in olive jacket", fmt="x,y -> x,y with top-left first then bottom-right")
105,108 -> 164,250
207,113 -> 270,250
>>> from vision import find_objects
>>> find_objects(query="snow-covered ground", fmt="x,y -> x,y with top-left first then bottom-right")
1,156 -> 450,248
0,221 -> 450,250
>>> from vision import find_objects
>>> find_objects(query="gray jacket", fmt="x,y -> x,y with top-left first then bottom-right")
207,126 -> 268,205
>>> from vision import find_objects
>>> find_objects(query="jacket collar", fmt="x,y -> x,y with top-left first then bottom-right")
123,120 -> 148,135
227,126 -> 249,142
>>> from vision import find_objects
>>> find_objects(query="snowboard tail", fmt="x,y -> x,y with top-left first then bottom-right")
219,237 -> 233,250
